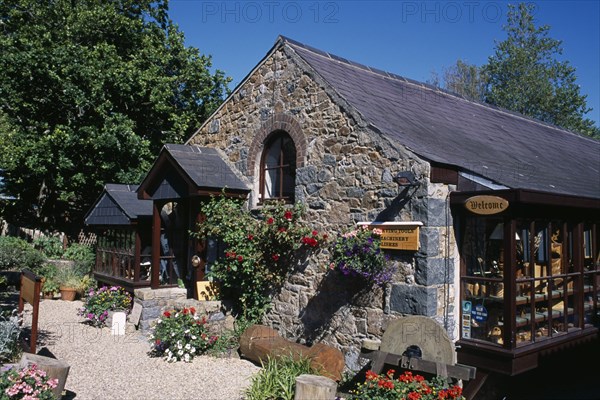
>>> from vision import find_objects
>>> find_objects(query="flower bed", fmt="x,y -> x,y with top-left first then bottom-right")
78,286 -> 132,327
0,364 -> 58,399
351,370 -> 464,400
150,307 -> 218,362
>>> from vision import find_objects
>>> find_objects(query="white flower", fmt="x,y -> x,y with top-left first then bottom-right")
177,342 -> 182,350
178,350 -> 184,356
157,320 -> 162,324
171,332 -> 175,337
191,347 -> 196,353
184,353 -> 190,362
184,329 -> 190,334
191,335 -> 197,340
185,343 -> 191,350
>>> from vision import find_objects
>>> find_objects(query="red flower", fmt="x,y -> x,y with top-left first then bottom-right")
279,227 -> 286,233
182,308 -> 188,314
365,370 -> 378,381
267,217 -> 274,224
190,307 -> 196,315
163,311 -> 171,318
408,392 -> 421,400
312,230 -> 318,236
377,379 -> 394,390
237,255 -> 243,262
302,237 -> 318,247
248,234 -> 254,240
322,234 -> 328,240
272,254 -> 280,261
284,210 -> 293,220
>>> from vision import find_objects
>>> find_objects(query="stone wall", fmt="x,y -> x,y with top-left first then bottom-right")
188,46 -> 458,369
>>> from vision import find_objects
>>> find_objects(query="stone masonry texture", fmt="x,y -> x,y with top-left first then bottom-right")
187,47 -> 458,369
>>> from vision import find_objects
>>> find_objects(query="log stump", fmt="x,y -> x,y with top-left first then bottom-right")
294,374 -> 337,400
239,325 -> 344,381
19,353 -> 70,400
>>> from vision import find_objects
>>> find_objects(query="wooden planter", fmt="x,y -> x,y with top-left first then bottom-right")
59,287 -> 77,301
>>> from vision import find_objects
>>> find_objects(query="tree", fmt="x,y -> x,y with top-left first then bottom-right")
0,0 -> 230,235
428,60 -> 486,103
483,3 -> 599,138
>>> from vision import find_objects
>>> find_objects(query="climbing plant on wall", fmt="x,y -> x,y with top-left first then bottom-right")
194,196 -> 327,321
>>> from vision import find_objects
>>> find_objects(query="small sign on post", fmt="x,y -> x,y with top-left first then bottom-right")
18,269 -> 43,354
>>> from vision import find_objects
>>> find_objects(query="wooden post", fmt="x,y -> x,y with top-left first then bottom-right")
294,374 -> 337,400
18,269 -> 42,354
151,201 -> 161,288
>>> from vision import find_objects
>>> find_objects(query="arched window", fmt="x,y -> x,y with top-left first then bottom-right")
259,131 -> 296,203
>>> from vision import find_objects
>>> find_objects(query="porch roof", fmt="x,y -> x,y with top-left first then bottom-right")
85,184 -> 152,226
137,144 -> 250,200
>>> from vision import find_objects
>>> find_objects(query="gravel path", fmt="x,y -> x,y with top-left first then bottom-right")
22,299 -> 260,400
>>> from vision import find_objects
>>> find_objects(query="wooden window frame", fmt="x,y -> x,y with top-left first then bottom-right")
259,131 -> 296,204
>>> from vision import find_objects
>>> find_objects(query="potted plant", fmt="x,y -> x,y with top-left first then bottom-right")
38,263 -> 59,299
41,276 -> 59,299
55,266 -> 86,301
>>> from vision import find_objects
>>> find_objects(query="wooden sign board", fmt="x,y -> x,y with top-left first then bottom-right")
464,195 -> 509,215
359,222 -> 421,251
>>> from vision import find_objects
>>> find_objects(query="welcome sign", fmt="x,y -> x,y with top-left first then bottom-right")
358,222 -> 422,251
464,195 -> 509,215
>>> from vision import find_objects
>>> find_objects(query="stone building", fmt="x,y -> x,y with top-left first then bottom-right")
88,36 -> 599,387
186,36 -> 599,376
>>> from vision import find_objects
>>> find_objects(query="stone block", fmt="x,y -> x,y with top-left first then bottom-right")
427,198 -> 448,227
419,227 -> 440,256
366,308 -> 384,336
134,288 -> 155,301
297,166 -> 318,184
389,284 -> 437,316
415,257 -> 452,286
323,154 -> 337,166
141,306 -> 160,320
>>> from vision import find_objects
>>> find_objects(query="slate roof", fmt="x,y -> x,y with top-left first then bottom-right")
137,144 -> 250,200
279,36 -> 600,200
85,184 -> 152,226
165,144 -> 249,192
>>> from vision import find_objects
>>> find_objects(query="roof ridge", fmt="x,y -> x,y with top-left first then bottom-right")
280,36 -> 596,140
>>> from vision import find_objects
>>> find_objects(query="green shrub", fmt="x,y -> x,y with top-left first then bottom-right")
63,243 -> 95,275
0,236 -> 46,272
33,235 -> 64,258
244,355 -> 321,400
0,309 -> 21,363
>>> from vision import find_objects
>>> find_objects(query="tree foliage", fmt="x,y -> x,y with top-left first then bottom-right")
0,0 -> 230,235
429,59 -> 486,103
483,3 -> 599,138
431,3 -> 598,139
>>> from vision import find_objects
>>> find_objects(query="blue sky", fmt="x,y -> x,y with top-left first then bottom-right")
168,0 -> 600,126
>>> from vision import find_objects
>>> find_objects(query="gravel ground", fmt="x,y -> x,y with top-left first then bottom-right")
20,299 -> 260,400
